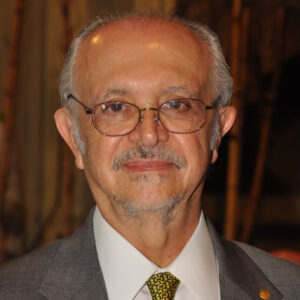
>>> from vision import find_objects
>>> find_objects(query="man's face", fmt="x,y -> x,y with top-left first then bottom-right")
57,19 -> 234,221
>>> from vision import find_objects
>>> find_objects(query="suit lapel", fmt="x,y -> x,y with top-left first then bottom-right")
207,219 -> 282,300
38,208 -> 108,300
37,209 -> 283,299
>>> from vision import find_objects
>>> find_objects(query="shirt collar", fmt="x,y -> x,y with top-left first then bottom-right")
163,211 -> 220,299
93,208 -> 156,300
93,207 -> 219,300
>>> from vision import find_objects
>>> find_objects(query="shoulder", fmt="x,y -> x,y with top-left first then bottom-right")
0,239 -> 62,299
207,219 -> 300,298
233,240 -> 300,295
0,210 -> 96,299
234,240 -> 300,277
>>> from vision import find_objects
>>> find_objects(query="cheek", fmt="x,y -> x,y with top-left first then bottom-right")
82,133 -> 122,182
178,133 -> 212,184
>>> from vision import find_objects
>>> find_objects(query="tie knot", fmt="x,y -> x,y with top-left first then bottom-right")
146,272 -> 180,300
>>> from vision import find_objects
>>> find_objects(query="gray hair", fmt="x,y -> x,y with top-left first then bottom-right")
59,13 -> 233,150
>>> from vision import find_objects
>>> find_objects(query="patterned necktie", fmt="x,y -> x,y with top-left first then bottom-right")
146,272 -> 180,300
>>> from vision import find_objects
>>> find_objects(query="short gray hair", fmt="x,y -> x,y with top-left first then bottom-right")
59,12 -> 233,108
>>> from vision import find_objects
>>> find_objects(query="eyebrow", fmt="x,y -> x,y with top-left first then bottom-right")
161,86 -> 200,97
161,86 -> 189,93
99,85 -> 200,102
102,88 -> 132,100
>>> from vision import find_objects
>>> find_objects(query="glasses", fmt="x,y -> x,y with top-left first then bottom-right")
67,94 -> 217,136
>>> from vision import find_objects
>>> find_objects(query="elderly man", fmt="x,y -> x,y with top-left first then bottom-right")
0,13 -> 299,300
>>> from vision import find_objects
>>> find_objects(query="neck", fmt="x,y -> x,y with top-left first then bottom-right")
98,196 -> 201,267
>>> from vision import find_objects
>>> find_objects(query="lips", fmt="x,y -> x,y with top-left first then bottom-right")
123,160 -> 173,172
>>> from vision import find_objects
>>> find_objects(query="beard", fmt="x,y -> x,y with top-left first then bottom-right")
109,192 -> 184,226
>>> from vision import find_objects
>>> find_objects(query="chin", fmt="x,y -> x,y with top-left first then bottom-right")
110,192 -> 184,219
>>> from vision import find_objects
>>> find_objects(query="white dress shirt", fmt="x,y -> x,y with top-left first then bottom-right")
93,207 -> 220,300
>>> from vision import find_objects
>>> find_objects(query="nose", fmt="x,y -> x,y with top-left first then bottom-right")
128,108 -> 169,146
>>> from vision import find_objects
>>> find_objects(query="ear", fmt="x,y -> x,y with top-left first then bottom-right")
54,108 -> 84,170
211,105 -> 237,164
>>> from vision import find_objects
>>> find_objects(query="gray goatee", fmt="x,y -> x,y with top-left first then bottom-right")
111,193 -> 184,226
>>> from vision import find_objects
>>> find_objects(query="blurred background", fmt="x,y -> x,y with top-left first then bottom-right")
0,0 -> 299,264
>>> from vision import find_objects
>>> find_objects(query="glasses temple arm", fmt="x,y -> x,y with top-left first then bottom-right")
67,94 -> 93,114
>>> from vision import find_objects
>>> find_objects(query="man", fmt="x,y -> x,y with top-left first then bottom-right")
0,13 -> 299,300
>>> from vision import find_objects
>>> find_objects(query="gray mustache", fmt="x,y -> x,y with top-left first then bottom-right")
112,144 -> 186,171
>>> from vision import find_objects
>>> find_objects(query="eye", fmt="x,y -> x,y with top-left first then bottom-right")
164,99 -> 191,111
101,101 -> 125,113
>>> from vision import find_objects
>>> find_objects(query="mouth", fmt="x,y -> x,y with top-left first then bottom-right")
123,160 -> 174,172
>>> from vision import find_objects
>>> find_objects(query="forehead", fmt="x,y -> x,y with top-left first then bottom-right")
73,18 -> 212,100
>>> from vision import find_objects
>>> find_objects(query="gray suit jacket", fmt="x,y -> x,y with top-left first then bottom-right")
0,209 -> 299,299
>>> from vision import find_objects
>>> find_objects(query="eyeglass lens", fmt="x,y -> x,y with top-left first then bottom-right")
91,99 -> 207,136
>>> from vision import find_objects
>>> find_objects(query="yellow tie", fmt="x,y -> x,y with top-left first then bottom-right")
146,272 -> 180,300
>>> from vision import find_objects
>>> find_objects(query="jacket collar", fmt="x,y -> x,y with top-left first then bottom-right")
38,208 -> 282,300
207,219 -> 282,300
38,208 -> 108,300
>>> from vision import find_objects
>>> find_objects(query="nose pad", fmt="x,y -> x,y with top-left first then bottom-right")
138,115 -> 160,124
138,108 -> 160,124
128,108 -> 168,145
